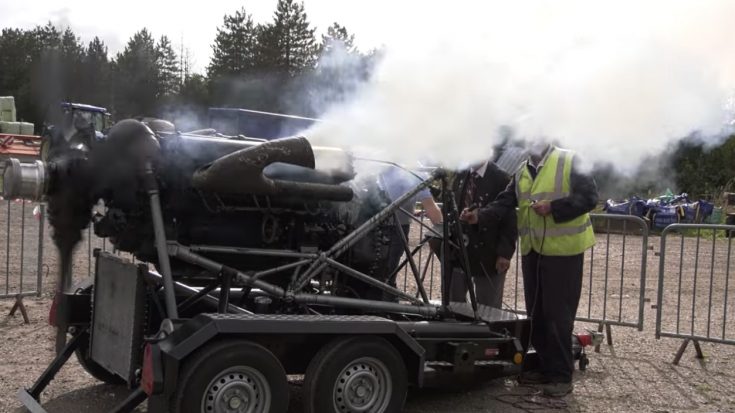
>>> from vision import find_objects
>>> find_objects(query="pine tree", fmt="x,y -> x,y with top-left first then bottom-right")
256,0 -> 318,77
82,37 -> 112,107
319,23 -> 355,56
208,8 -> 258,78
113,29 -> 161,117
157,35 -> 180,97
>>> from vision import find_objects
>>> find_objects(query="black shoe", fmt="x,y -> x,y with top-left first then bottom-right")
518,371 -> 551,385
541,381 -> 573,397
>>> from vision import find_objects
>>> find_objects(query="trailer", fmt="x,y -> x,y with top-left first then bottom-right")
5,119 -> 535,413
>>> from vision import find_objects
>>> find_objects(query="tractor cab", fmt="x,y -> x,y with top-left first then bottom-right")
41,102 -> 112,161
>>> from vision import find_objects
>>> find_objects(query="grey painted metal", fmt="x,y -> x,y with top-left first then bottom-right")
146,162 -> 178,319
325,257 -> 422,304
292,293 -> 440,317
170,244 -> 286,298
189,244 -> 318,259
508,213 -> 649,330
655,223 -> 735,355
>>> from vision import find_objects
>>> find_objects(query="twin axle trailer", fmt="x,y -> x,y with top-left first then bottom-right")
6,119 -> 536,413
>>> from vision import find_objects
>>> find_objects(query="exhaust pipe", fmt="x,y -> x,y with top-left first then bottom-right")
191,136 -> 353,202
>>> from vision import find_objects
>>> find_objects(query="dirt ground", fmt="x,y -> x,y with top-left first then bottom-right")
1,211 -> 735,412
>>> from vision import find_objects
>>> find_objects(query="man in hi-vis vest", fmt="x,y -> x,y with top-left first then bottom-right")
461,141 -> 598,397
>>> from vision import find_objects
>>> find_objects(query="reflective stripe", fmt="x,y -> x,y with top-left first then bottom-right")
554,150 -> 568,196
529,190 -> 570,201
518,219 -> 592,238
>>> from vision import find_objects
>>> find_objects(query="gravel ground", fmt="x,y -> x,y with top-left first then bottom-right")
1,212 -> 735,412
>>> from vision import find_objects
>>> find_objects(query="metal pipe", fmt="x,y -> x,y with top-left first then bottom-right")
292,293 -> 440,318
36,204 -> 45,297
189,245 -> 318,259
441,175 -> 451,307
170,244 -> 286,298
325,258 -> 422,304
252,259 -> 310,281
145,162 -> 178,319
144,270 -> 252,314
395,216 -> 429,303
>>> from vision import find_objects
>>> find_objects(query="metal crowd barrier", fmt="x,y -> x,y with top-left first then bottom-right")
0,200 -> 45,323
655,223 -> 735,364
504,214 -> 649,348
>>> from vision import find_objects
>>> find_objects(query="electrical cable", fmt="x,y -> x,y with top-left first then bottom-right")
519,204 -> 547,380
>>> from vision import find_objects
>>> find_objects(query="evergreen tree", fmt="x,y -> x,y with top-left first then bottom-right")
319,22 -> 355,56
113,29 -> 161,117
256,0 -> 318,77
81,37 -> 112,108
208,8 -> 258,78
157,35 -> 180,97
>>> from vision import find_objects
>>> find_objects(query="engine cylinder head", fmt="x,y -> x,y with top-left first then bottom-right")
3,158 -> 47,201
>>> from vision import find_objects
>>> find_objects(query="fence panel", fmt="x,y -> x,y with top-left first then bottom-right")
0,200 -> 45,300
396,212 -> 649,335
655,224 -> 735,364
505,214 -> 649,331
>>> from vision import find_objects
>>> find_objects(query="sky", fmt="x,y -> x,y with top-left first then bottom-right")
0,0 -> 424,73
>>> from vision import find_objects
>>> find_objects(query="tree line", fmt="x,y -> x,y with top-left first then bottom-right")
0,0 -> 376,130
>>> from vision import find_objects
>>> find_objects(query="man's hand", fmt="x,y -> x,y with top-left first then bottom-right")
531,201 -> 552,217
496,256 -> 511,274
459,208 -> 478,224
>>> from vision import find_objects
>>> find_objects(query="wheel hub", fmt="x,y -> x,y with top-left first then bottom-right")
334,358 -> 391,413
203,367 -> 270,413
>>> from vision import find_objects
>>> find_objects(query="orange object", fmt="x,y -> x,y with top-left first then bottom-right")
0,133 -> 41,159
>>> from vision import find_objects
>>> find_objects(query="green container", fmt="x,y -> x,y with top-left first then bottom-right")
706,207 -> 723,224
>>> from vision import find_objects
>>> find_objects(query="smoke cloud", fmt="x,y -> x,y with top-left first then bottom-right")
305,0 -> 735,173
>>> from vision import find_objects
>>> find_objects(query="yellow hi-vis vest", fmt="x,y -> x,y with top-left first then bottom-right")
515,147 -> 595,256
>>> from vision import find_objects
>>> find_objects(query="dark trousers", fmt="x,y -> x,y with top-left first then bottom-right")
521,251 -> 584,383
449,268 -> 506,308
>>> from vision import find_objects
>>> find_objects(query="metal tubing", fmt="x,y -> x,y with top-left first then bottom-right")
177,279 -> 220,312
29,330 -> 84,398
691,228 -> 701,336
394,217 -> 429,303
325,258 -> 422,304
723,236 -> 732,340
6,200 -> 10,296
144,270 -> 252,314
397,207 -> 442,239
618,219 -> 627,322
602,219 -> 611,320
292,293 -> 439,317
676,234 -> 684,334
707,230 -> 716,338
145,162 -> 178,319
20,201 -> 25,293
36,204 -> 45,297
171,244 -> 286,298
252,259 -> 311,281
637,216 -> 649,331
441,175 -> 451,307
188,245 -> 318,259
218,270 -> 231,314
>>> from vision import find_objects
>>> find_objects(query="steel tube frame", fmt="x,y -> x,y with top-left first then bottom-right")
145,162 -> 178,319
656,223 -> 735,350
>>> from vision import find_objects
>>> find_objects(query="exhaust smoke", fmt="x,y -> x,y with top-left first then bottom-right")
304,0 -> 735,174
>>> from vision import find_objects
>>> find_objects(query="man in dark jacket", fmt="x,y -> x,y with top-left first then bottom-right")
450,159 -> 517,308
462,141 -> 598,397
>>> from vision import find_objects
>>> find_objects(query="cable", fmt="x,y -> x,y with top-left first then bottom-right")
520,207 -> 547,380
353,157 -> 427,182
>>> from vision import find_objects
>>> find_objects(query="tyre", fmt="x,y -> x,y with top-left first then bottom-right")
173,339 -> 289,413
303,336 -> 407,413
74,332 -> 126,385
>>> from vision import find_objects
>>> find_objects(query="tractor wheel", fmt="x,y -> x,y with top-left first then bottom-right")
173,339 -> 288,413
74,331 -> 126,385
303,336 -> 407,413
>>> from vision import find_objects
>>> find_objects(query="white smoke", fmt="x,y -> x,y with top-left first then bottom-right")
305,0 -> 735,173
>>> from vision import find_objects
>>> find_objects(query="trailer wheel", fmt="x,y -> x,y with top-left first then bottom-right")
303,336 -> 407,413
74,332 -> 125,385
173,339 -> 288,413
